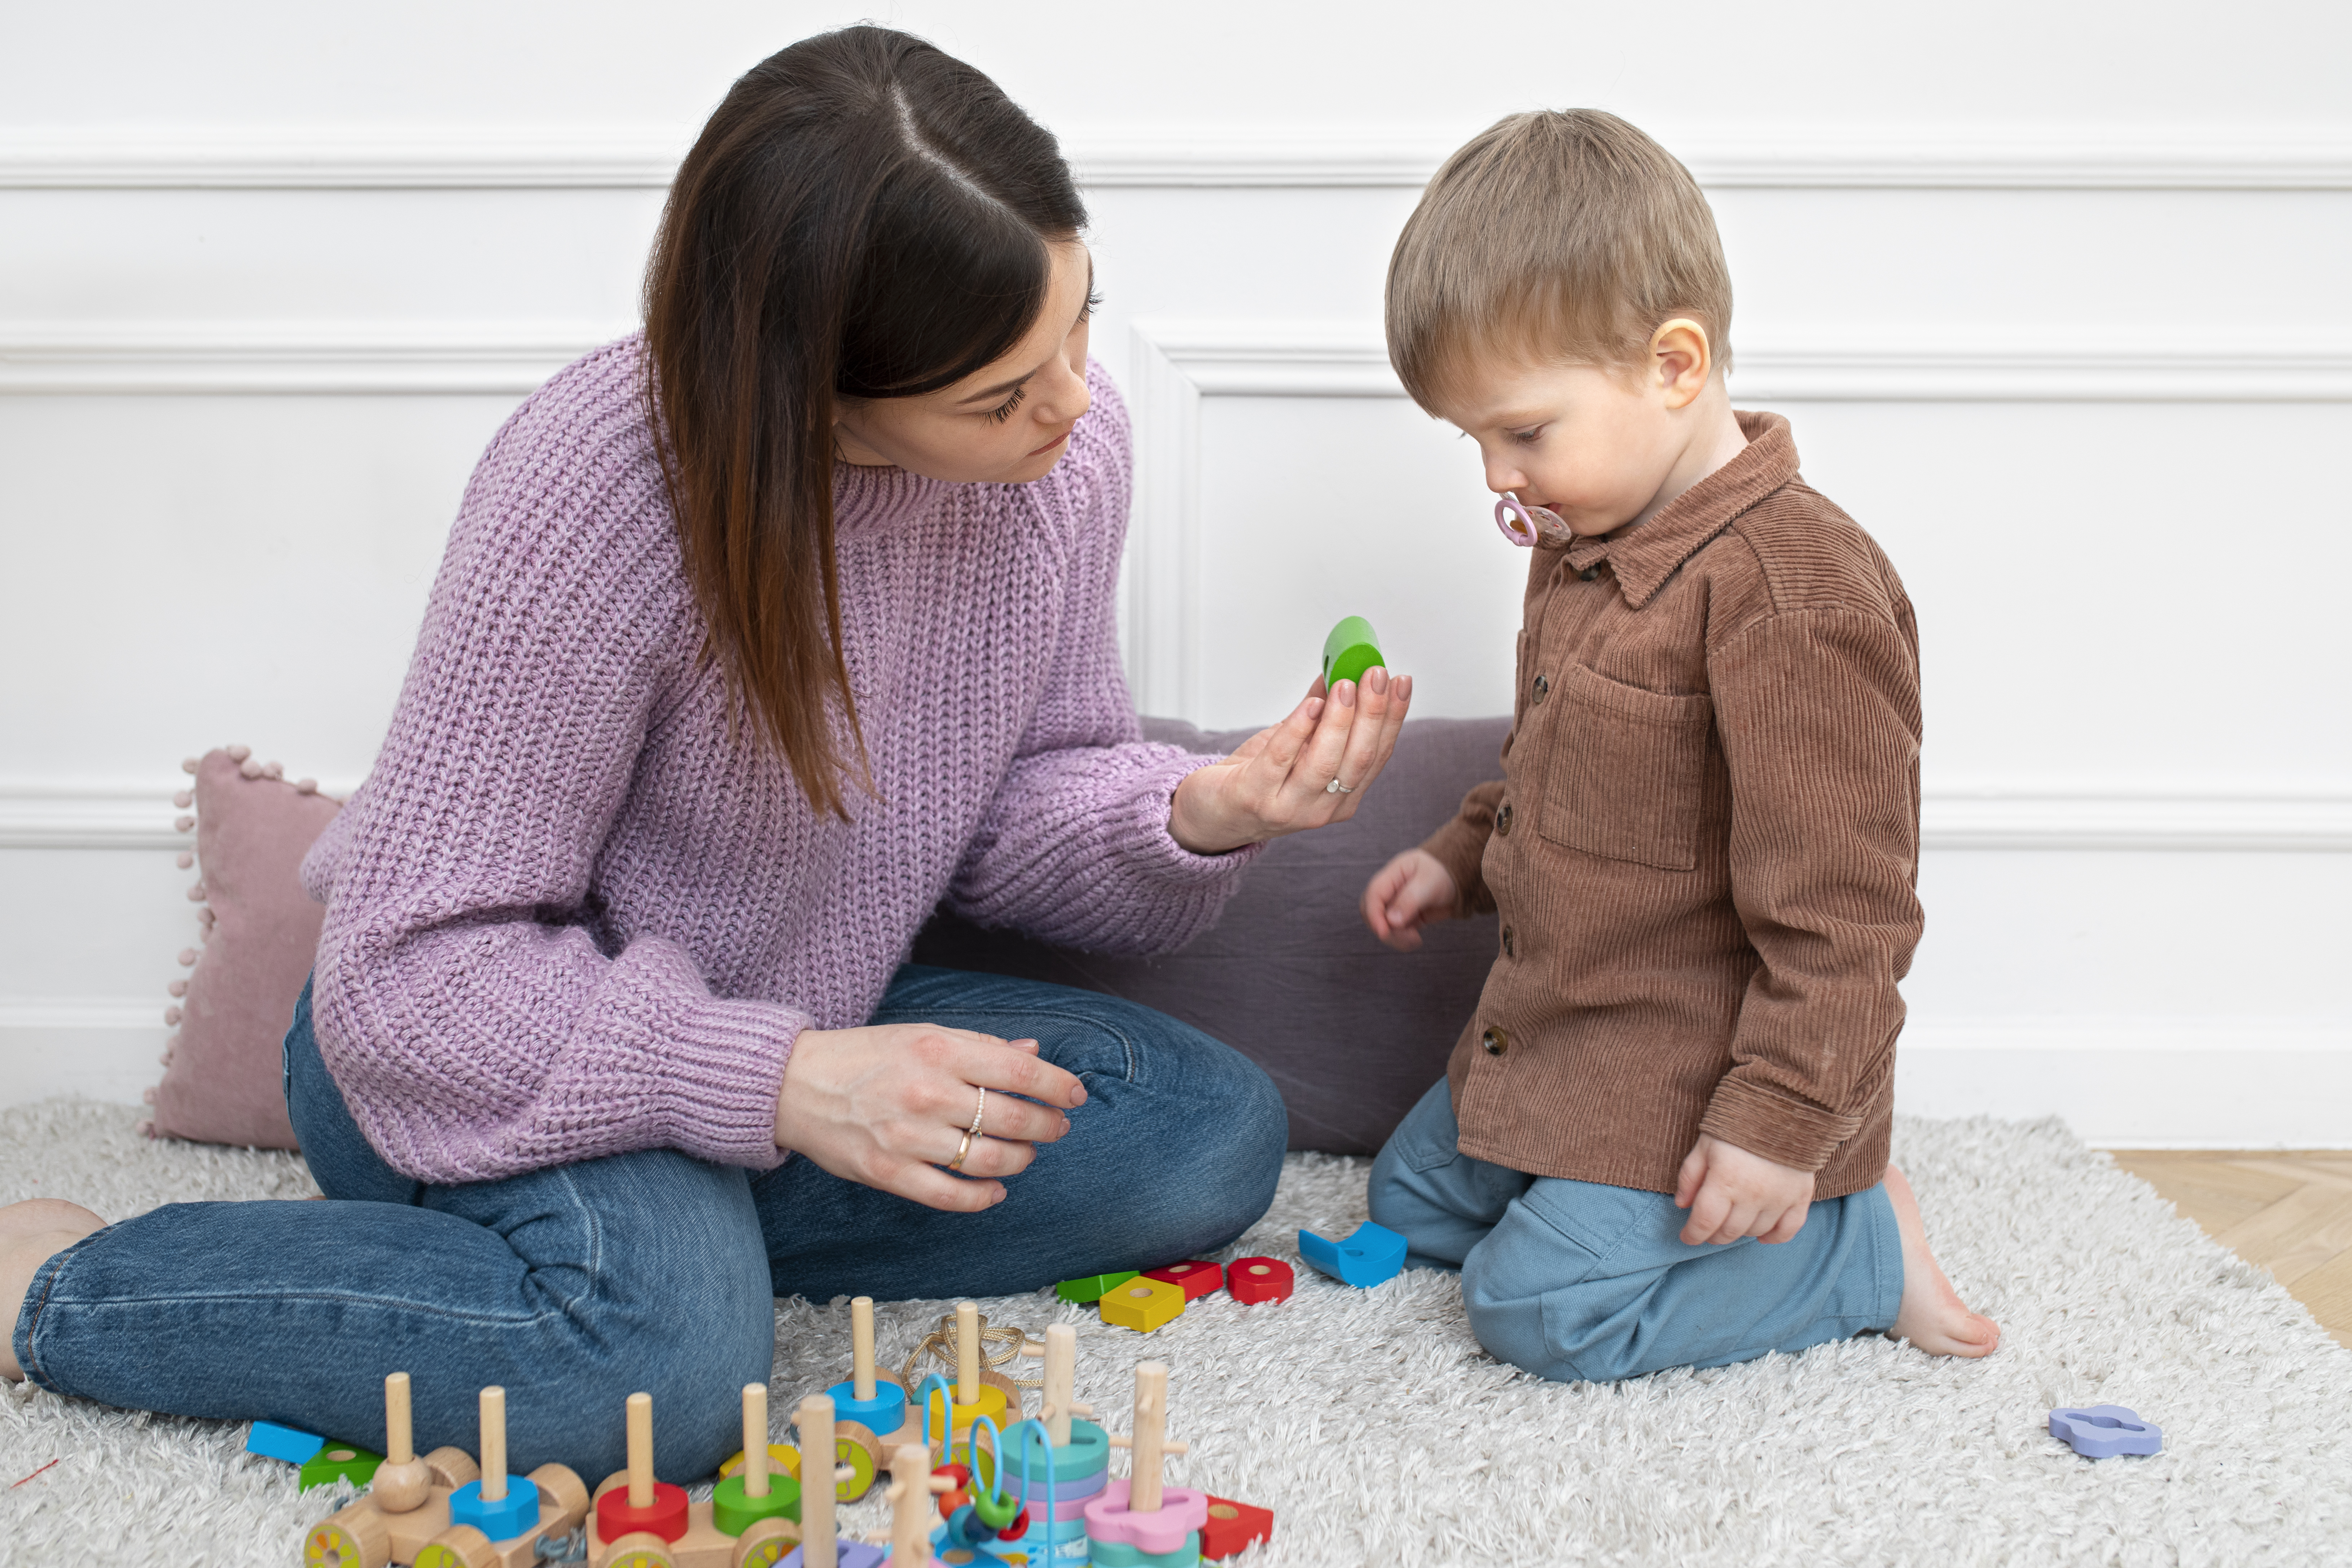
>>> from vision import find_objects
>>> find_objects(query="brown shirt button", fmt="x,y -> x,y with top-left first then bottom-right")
1502,926 -> 1515,958
1580,566 -> 1600,581
1531,674 -> 1549,704
1496,802 -> 1513,837
1481,1026 -> 1509,1056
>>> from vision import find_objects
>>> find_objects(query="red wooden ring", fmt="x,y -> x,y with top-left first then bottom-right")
1225,1256 -> 1294,1304
596,1481 -> 690,1544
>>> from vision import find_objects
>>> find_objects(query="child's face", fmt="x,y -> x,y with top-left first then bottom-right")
1430,341 -> 1709,538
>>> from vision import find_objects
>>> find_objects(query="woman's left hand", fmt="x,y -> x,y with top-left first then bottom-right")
1168,667 -> 1413,854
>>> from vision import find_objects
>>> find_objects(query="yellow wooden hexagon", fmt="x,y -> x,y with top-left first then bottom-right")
1097,1275 -> 1186,1333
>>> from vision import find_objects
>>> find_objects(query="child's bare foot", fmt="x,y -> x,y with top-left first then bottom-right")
0,1198 -> 107,1382
1883,1164 -> 1999,1358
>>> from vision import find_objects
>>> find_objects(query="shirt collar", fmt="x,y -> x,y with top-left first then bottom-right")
1561,410 -> 1799,608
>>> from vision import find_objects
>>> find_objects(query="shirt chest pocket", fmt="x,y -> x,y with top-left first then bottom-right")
1538,663 -> 1714,871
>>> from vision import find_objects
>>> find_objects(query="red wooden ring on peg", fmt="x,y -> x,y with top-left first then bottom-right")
596,1480 -> 689,1544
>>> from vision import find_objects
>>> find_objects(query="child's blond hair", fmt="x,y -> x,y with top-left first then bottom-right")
1386,109 -> 1733,409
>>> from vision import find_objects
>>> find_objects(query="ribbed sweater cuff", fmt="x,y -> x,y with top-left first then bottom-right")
1697,1075 -> 1862,1173
1418,817 -> 1495,916
638,994 -> 801,1171
1111,751 -> 1268,887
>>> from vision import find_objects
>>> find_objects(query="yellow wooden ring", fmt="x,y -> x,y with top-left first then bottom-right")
718,1443 -> 801,1481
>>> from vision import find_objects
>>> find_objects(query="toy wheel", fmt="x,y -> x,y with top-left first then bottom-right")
729,1515 -> 801,1568
527,1462 -> 590,1531
422,1446 -> 480,1490
303,1504 -> 390,1568
603,1531 -> 680,1568
592,1468 -> 631,1503
832,1421 -> 882,1500
412,1524 -> 499,1568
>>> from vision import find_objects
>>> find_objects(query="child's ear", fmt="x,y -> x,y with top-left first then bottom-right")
1650,318 -> 1713,410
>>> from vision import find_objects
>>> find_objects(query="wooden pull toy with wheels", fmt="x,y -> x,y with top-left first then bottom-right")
303,1373 -> 589,1568
588,1388 -> 804,1568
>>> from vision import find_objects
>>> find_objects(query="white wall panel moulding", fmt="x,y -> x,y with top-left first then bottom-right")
7,781 -> 2343,855
0,321 -> 635,395
1131,321 -> 2352,404
13,319 -> 2348,401
0,783 -> 362,850
5,124 -> 2352,191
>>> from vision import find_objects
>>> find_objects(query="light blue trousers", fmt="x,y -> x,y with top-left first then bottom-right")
1368,1079 -> 1902,1383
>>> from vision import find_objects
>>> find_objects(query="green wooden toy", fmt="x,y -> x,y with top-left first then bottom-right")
1321,616 -> 1385,689
297,1441 -> 383,1492
1054,1270 -> 1139,1304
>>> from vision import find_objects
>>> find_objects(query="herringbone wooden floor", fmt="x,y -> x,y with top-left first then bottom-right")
2107,1150 -> 2352,1349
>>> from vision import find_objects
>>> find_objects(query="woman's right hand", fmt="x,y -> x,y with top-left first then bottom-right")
1361,848 -> 1460,952
773,1023 -> 1087,1211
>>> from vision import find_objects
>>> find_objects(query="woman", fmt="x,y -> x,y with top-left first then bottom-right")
0,27 -> 1410,1478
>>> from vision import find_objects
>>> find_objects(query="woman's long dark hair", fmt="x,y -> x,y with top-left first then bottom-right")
644,26 -> 1086,817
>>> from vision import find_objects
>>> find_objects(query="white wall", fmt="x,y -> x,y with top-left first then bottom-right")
3,0 -> 2347,1145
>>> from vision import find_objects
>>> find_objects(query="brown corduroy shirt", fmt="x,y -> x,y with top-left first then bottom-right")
1421,411 -> 1920,1200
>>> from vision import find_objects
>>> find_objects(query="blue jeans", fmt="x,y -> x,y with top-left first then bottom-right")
1369,1079 -> 1901,1382
14,966 -> 1286,1480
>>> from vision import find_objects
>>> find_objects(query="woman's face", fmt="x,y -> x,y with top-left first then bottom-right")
832,238 -> 1095,485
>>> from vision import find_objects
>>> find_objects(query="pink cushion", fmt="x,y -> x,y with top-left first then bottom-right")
149,748 -> 340,1149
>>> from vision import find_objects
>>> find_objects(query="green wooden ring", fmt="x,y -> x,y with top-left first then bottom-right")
712,1471 -> 802,1536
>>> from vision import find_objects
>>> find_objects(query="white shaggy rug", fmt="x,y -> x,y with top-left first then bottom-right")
4,1099 -> 2349,1567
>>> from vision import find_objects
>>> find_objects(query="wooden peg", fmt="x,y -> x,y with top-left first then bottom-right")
1041,1323 -> 1077,1445
626,1391 -> 654,1509
372,1372 -> 432,1514
798,1394 -> 836,1568
852,1296 -> 878,1402
386,1372 -> 416,1466
742,1384 -> 770,1500
1130,1363 -> 1172,1512
955,1300 -> 979,1404
479,1386 -> 508,1504
888,1444 -> 953,1565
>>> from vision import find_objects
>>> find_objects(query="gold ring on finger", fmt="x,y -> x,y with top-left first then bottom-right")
948,1130 -> 974,1171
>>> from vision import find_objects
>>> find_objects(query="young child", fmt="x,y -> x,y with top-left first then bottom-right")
1361,109 -> 1998,1383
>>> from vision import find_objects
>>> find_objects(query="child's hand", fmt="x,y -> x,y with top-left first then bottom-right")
1673,1134 -> 1816,1246
1361,849 -> 1458,951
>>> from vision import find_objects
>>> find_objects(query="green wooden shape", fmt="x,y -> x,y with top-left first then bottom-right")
1054,1270 -> 1138,1304
712,1471 -> 802,1536
297,1441 -> 383,1492
1321,616 -> 1384,690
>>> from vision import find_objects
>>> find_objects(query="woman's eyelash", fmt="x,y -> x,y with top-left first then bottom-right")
987,385 -> 1029,423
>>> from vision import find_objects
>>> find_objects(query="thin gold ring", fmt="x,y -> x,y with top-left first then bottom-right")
948,1130 -> 974,1171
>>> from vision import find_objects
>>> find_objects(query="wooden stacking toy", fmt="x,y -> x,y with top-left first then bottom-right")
586,1388 -> 800,1568
303,1372 -> 590,1568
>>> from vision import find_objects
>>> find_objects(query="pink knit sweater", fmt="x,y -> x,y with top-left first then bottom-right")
301,338 -> 1253,1185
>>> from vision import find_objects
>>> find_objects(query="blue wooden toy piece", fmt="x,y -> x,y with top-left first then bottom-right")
245,1419 -> 326,1466
449,1472 -> 542,1539
781,1544 -> 887,1568
1296,1221 -> 1407,1287
2049,1405 -> 2163,1458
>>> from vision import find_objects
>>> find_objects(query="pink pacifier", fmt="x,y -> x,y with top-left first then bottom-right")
1494,491 -> 1571,548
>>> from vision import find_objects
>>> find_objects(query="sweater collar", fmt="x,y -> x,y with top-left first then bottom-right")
831,461 -> 953,537
1564,410 -> 1799,608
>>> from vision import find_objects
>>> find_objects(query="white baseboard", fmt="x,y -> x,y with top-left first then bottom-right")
1897,1020 -> 2352,1148
0,999 -> 167,1108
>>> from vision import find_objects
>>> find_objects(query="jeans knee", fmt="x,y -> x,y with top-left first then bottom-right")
507,1286 -> 773,1481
